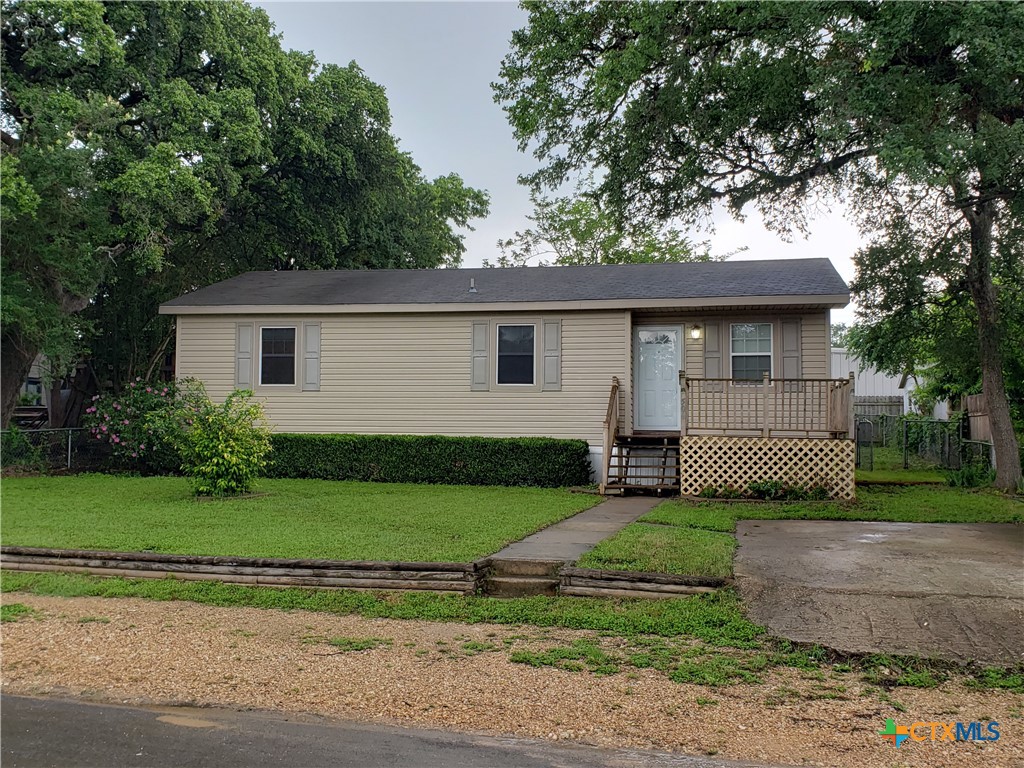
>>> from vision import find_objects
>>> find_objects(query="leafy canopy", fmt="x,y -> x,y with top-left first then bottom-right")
1,0 -> 488,407
496,2 -> 1022,231
489,187 -> 716,267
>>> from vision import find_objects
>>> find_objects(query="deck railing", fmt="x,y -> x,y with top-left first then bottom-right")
600,376 -> 620,489
681,373 -> 854,438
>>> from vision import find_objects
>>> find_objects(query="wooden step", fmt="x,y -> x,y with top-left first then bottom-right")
483,576 -> 559,598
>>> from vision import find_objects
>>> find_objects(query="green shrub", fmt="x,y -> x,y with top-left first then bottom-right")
159,382 -> 271,496
804,484 -> 831,501
83,380 -> 179,473
698,484 -> 743,499
266,433 -> 592,488
0,426 -> 45,472
944,462 -> 995,488
747,479 -> 789,500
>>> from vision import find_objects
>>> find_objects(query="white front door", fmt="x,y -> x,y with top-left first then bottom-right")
634,327 -> 681,431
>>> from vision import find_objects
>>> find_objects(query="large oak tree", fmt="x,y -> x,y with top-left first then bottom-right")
495,1 -> 1022,489
1,0 -> 487,423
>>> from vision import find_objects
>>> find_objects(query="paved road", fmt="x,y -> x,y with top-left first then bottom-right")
1,695 -> 773,768
735,520 -> 1024,664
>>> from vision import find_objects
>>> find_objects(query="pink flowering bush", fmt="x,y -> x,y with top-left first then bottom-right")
82,379 -> 179,473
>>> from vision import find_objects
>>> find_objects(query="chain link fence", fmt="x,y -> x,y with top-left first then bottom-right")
855,414 -> 993,472
1,428 -> 110,474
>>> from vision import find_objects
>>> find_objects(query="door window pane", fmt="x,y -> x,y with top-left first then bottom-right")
497,325 -> 534,384
261,327 -> 295,385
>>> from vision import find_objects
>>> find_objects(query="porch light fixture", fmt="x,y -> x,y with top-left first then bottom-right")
689,324 -> 702,340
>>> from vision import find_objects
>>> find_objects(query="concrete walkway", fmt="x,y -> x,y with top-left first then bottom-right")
491,496 -> 661,562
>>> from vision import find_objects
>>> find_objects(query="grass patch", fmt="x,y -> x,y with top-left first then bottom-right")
1,602 -> 36,622
325,636 -> 392,653
669,654 -> 764,686
577,524 -> 735,578
966,667 -> 1024,693
510,639 -> 620,675
0,475 -> 598,562
855,446 -> 947,484
646,485 -> 1022,531
77,615 -> 110,624
461,640 -> 499,655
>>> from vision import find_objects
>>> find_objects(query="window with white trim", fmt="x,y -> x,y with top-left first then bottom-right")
496,324 -> 535,385
260,327 -> 296,385
730,323 -> 772,381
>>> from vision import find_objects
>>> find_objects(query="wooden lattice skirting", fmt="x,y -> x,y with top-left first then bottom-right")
679,436 -> 856,500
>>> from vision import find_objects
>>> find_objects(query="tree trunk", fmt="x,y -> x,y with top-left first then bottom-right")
0,330 -> 39,428
965,203 -> 1022,491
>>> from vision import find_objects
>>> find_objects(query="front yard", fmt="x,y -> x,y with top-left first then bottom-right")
0,475 -> 599,562
578,485 -> 1024,578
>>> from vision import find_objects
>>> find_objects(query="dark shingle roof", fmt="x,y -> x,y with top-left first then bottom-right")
161,258 -> 848,309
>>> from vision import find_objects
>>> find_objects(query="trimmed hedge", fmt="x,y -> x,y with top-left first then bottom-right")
266,433 -> 593,488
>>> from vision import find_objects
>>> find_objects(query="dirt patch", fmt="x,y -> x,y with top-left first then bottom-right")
2,594 -> 1022,767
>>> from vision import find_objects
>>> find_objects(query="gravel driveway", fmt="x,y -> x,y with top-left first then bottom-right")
3,594 -> 1022,768
734,520 -> 1024,665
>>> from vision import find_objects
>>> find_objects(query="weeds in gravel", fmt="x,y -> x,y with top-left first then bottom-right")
326,637 -> 391,653
510,639 -> 620,675
461,641 -> 499,655
1,603 -> 36,622
5,571 -> 1022,692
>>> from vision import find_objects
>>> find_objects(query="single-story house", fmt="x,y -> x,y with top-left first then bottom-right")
160,258 -> 856,498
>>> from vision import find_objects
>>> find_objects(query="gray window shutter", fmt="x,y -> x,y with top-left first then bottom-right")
781,319 -> 801,379
703,321 -> 724,392
302,322 -> 321,391
471,322 -> 489,391
236,324 -> 253,388
704,321 -> 723,378
541,320 -> 561,391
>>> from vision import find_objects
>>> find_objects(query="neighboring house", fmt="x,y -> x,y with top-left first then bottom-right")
160,258 -> 856,498
831,347 -> 949,420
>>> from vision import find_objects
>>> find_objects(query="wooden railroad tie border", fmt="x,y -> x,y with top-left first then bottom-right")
1,548 -> 729,599
0,547 -> 480,595
559,566 -> 728,598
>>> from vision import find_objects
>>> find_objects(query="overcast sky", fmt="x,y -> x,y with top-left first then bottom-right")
256,1 -> 860,323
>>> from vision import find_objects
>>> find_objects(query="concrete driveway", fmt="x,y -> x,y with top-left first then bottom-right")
734,520 -> 1024,665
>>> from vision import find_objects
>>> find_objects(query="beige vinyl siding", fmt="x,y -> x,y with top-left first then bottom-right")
175,311 -> 629,444
799,311 -> 829,378
684,326 -> 705,378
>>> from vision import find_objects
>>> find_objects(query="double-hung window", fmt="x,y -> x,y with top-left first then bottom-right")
730,323 -> 772,381
496,324 -> 535,385
260,327 -> 296,385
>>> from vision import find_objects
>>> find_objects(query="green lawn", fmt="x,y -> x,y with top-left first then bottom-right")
577,524 -> 736,578
578,485 -> 1023,577
855,446 -> 946,484
0,475 -> 599,562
